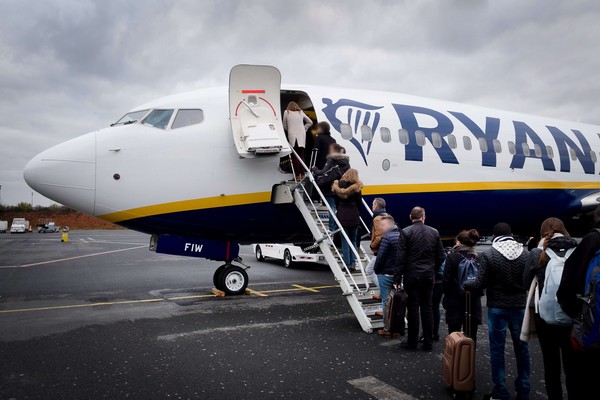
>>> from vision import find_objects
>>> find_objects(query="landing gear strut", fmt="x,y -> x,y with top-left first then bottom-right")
213,261 -> 249,296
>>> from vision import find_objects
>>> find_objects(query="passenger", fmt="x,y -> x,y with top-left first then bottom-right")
394,206 -> 445,351
373,215 -> 399,337
556,205 -> 600,399
282,101 -> 312,181
313,121 -> 336,170
442,229 -> 483,341
370,198 -> 388,255
524,218 -> 577,400
332,168 -> 363,271
313,144 -> 350,233
463,222 -> 530,400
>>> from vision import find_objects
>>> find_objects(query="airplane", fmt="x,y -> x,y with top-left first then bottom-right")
23,64 -> 600,300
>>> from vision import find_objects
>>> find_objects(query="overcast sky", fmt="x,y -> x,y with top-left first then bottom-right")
1,0 -> 599,206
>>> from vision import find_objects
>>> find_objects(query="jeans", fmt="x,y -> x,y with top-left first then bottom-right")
341,226 -> 358,267
432,282 -> 443,339
366,257 -> 379,288
535,316 -> 575,400
325,196 -> 337,232
487,307 -> 531,400
377,275 -> 395,330
405,275 -> 434,348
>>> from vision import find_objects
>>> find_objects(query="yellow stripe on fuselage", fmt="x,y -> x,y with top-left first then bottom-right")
99,181 -> 600,223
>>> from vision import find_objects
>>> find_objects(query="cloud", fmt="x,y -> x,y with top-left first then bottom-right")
0,0 -> 599,205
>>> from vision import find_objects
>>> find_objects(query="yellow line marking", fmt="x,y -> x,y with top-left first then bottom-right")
0,245 -> 147,269
292,284 -> 320,293
0,284 -> 341,314
245,288 -> 268,297
95,181 -> 600,223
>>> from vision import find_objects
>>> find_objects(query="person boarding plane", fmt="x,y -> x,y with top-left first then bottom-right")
23,65 -> 600,333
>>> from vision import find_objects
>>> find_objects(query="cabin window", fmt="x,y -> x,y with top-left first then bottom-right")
398,129 -> 409,145
508,141 -> 516,155
447,134 -> 457,149
521,143 -> 530,155
360,125 -> 374,142
546,146 -> 555,159
463,136 -> 472,150
569,148 -> 577,161
492,139 -> 502,153
415,130 -> 426,147
142,109 -> 174,130
172,109 -> 204,129
340,123 -> 353,140
478,138 -> 488,153
112,109 -> 149,126
380,127 -> 391,143
591,151 -> 598,163
431,132 -> 443,149
534,144 -> 542,158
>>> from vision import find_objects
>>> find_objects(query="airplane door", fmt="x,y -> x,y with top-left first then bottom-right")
229,65 -> 291,158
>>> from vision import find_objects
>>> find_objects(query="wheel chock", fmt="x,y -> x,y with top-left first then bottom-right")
211,288 -> 225,297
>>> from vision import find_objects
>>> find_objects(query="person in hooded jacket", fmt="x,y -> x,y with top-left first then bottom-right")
523,218 -> 577,400
373,215 -> 400,337
332,168 -> 363,270
442,229 -> 483,341
464,222 -> 530,400
313,121 -> 336,170
370,197 -> 388,255
313,144 -> 350,233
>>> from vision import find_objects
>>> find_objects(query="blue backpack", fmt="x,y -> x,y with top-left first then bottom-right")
457,255 -> 479,293
574,246 -> 600,350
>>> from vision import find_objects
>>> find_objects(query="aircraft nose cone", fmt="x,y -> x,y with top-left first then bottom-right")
24,132 -> 96,215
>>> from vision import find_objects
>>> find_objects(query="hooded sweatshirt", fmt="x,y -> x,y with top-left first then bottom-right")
463,235 -> 529,309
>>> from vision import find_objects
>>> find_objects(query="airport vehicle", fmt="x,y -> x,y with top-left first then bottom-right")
24,65 -> 600,332
253,243 -> 325,268
38,221 -> 60,233
10,218 -> 30,234
0,220 -> 7,233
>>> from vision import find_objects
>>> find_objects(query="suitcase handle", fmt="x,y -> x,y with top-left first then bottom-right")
464,291 -> 472,338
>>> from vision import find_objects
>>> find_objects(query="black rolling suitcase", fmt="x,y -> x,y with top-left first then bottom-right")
384,286 -> 407,336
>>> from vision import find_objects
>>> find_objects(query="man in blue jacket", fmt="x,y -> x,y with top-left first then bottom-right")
374,215 -> 399,337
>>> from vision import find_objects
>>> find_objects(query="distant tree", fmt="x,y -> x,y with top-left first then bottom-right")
0,204 -> 6,212
16,202 -> 33,212
48,203 -> 62,212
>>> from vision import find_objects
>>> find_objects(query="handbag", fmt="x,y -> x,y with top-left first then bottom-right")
520,275 -> 540,342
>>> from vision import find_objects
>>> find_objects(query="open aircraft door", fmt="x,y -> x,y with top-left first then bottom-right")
229,64 -> 291,158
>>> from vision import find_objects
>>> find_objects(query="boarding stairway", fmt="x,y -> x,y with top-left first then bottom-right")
273,150 -> 383,333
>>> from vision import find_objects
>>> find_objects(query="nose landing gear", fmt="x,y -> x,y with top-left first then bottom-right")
213,260 -> 250,296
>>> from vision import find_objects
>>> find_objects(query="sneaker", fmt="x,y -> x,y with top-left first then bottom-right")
377,329 -> 392,337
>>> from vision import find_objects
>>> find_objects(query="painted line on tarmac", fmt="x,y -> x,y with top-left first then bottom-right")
291,284 -> 320,293
0,284 -> 340,314
245,288 -> 269,297
157,314 -> 351,341
0,245 -> 147,269
348,376 -> 417,400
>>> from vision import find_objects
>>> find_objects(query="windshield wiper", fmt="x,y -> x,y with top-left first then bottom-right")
110,120 -> 138,127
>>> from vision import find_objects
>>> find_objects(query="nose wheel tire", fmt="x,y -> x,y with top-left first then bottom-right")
255,246 -> 264,261
218,265 -> 249,295
213,265 -> 226,290
283,249 -> 293,269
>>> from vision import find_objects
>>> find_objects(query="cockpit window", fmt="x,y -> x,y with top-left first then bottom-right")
172,109 -> 204,129
142,109 -> 174,130
112,110 -> 149,126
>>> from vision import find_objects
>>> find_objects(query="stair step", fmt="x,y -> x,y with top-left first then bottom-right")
359,298 -> 381,305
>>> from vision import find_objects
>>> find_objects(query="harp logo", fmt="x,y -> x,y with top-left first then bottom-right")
321,98 -> 384,165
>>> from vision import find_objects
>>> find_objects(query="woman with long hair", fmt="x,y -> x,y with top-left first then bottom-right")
442,229 -> 483,341
282,101 -> 312,180
524,217 -> 577,400
332,168 -> 363,271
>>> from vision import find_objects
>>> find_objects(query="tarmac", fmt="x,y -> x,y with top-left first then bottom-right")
0,230 -> 550,399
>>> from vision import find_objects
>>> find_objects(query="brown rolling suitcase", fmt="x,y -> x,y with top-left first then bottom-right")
442,292 -> 475,399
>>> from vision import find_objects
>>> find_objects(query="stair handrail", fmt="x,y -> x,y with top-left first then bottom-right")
289,148 -> 371,292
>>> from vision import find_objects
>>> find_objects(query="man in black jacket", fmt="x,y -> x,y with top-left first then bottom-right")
313,121 -> 336,170
394,207 -> 445,350
464,223 -> 530,400
555,205 -> 600,399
